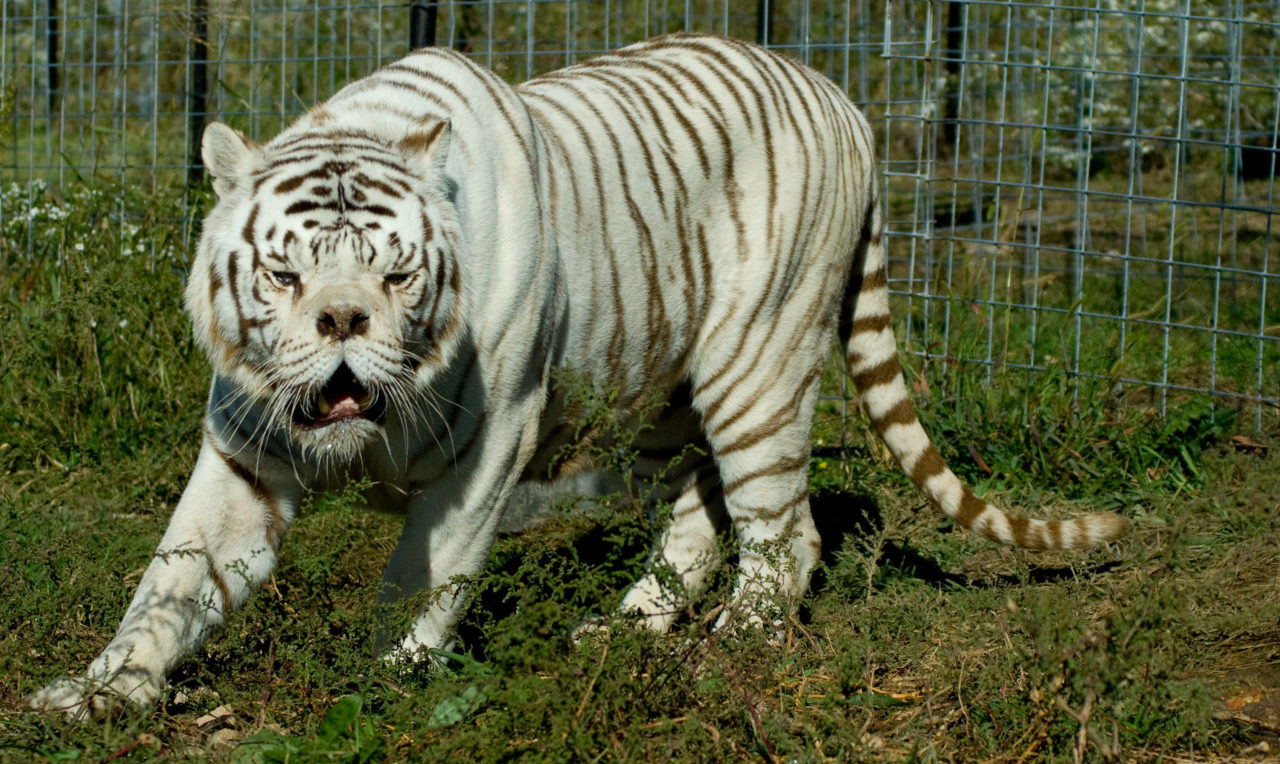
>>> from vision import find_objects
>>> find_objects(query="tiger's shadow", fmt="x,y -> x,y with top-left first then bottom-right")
808,489 -> 1122,594
458,485 -> 1115,650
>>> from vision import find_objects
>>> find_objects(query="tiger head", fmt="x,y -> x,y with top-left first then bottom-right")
187,120 -> 464,463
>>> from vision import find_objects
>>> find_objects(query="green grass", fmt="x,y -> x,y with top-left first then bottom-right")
2,181 -> 1279,763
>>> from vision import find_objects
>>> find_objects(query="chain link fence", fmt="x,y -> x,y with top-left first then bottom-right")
3,0 -> 1277,427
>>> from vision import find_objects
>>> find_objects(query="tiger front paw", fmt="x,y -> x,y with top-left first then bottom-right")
28,670 -> 161,722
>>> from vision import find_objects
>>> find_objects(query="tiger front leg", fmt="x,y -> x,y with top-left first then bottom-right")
614,454 -> 729,633
28,434 -> 298,720
378,420 -> 530,663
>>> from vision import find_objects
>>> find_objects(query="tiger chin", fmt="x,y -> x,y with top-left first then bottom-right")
30,34 -> 1126,721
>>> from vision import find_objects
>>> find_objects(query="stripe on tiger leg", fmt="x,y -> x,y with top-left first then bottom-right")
694,362 -> 825,626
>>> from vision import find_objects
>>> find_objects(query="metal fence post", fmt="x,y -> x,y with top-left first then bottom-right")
410,1 -> 438,50
46,0 -> 60,116
942,0 -> 963,154
756,0 -> 772,46
186,0 -> 209,185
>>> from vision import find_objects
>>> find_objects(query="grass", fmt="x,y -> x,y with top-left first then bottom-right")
2,173 -> 1279,763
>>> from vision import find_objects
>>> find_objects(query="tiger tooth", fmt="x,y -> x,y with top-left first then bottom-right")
318,397 -> 333,416
357,392 -> 372,409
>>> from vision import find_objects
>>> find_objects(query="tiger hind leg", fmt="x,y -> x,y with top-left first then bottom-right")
693,371 -> 825,629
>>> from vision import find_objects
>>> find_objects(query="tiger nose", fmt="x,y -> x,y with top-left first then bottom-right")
316,304 -> 369,340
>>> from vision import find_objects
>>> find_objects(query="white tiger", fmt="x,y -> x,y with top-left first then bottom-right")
31,33 -> 1126,719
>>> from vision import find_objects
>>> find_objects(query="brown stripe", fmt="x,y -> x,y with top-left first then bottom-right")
286,198 -> 391,218
273,175 -> 306,194
954,487 -> 987,528
207,260 -> 224,314
523,87 -> 628,388
266,493 -> 287,551
705,377 -> 763,440
593,69 -> 687,202
644,37 -> 752,115
329,151 -> 420,178
852,356 -> 902,394
860,268 -> 888,290
698,159 -> 833,419
849,314 -> 891,337
572,69 -> 669,213
374,72 -> 463,113
734,489 -> 808,522
698,280 -> 778,423
209,440 -> 287,552
1047,519 -> 1064,549
469,60 -> 535,163
270,128 -> 384,150
251,156 -> 313,192
556,58 -> 710,177
844,261 -> 889,306
205,552 -> 233,614
212,441 -> 276,510
762,61 -> 818,281
225,255 -> 248,347
907,446 -> 946,486
675,223 -> 698,347
673,487 -> 722,519
399,120 -> 446,155
868,398 -> 918,436
562,74 -> 669,382
695,224 -> 713,306
241,203 -> 258,246
354,172 -> 404,199
712,365 -> 822,457
1005,515 -> 1038,549
722,454 -> 809,496
361,204 -> 395,217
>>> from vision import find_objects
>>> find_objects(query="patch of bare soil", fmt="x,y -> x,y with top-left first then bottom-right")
1195,431 -> 1280,760
1215,636 -> 1280,735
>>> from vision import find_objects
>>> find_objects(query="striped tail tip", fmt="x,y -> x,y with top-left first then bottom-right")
961,487 -> 1129,550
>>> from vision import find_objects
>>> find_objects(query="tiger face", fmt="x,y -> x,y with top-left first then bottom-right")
188,121 -> 462,462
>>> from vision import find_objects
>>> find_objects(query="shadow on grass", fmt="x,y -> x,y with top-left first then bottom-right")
808,488 -> 1123,595
454,486 -> 1124,654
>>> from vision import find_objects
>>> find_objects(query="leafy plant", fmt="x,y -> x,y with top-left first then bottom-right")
232,695 -> 386,764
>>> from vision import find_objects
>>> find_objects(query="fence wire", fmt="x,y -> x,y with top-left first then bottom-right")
2,0 -> 1277,427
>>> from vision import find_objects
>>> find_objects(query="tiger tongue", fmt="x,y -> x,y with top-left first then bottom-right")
316,393 -> 365,419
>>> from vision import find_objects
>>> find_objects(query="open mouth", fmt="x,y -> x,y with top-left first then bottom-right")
293,363 -> 387,429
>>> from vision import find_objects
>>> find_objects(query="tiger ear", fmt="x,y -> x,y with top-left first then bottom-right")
398,120 -> 451,178
202,122 -> 259,198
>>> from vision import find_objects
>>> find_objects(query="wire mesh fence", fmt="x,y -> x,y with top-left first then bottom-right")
2,0 -> 1277,427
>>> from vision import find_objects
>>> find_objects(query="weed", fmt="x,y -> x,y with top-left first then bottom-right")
232,695 -> 386,763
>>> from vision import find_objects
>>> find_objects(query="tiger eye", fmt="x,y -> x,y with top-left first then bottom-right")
271,271 -> 299,288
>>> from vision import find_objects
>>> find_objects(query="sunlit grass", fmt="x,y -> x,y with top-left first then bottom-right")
1,179 -> 1276,762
